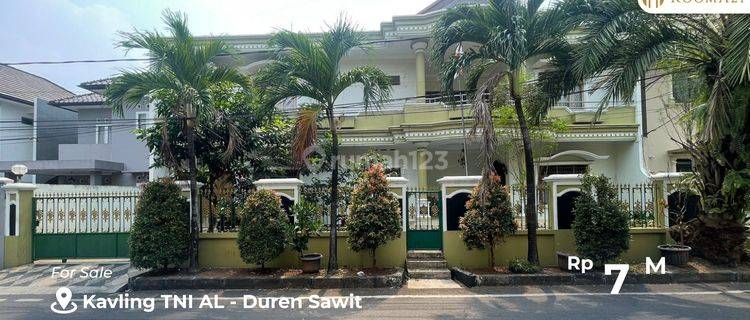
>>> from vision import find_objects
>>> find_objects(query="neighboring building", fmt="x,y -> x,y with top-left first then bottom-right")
0,67 -> 150,186
44,79 -> 151,186
0,64 -> 76,183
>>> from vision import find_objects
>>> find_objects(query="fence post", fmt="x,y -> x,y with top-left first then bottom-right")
2,183 -> 37,269
436,176 -> 481,232
386,177 -> 409,231
650,172 -> 685,229
542,174 -> 583,230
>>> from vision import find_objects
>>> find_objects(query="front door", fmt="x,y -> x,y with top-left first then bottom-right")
406,190 -> 442,250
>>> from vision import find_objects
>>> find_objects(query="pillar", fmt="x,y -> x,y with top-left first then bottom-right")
253,178 -> 304,222
2,183 -> 37,269
387,177 -> 409,231
411,41 -> 428,100
437,176 -> 481,232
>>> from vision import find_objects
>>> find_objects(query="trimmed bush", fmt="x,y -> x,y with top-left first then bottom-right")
460,172 -> 517,268
237,189 -> 289,269
129,180 -> 190,271
573,174 -> 630,266
508,258 -> 540,274
347,163 -> 402,267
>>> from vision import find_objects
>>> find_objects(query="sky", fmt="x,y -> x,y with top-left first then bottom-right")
0,0 -> 434,94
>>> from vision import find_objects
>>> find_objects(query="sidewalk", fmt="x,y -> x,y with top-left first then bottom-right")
0,260 -> 138,295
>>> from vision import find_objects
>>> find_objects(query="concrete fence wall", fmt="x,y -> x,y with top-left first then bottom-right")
198,232 -> 407,269
197,229 -> 667,269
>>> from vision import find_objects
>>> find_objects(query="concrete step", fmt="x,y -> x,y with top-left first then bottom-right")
407,250 -> 444,259
406,259 -> 448,269
408,268 -> 452,279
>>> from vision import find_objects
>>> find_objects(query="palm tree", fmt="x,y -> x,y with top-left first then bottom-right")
430,0 -> 574,265
255,18 -> 391,272
546,0 -> 750,264
105,10 -> 250,271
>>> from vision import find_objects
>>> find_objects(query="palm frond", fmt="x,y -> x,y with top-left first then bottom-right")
292,105 -> 322,166
333,66 -> 392,110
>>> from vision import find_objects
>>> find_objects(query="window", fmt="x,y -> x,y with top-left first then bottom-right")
20,117 -> 33,125
539,164 -> 588,184
676,159 -> 693,173
388,75 -> 401,86
135,112 -> 149,129
96,125 -> 111,144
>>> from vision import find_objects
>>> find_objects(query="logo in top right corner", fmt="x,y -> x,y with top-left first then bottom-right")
638,0 -> 750,14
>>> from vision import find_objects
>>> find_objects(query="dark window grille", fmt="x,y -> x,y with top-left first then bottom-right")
389,75 -> 401,85
676,159 -> 693,172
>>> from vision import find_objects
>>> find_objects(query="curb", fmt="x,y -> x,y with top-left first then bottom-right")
129,268 -> 405,291
450,267 -> 750,288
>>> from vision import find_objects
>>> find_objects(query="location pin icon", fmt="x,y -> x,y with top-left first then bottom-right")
56,287 -> 72,310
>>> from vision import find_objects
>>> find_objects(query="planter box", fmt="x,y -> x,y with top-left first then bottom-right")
557,252 -> 576,271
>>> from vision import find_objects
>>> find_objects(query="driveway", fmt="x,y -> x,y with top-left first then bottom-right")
0,260 -> 133,295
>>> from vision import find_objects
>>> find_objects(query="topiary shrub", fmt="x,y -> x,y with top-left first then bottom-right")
460,172 -> 517,268
347,163 -> 402,267
573,174 -> 630,266
237,189 -> 289,269
508,258 -> 540,274
129,179 -> 190,271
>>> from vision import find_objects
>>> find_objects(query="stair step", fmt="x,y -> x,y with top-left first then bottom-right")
406,260 -> 448,269
408,269 -> 452,279
407,250 -> 444,259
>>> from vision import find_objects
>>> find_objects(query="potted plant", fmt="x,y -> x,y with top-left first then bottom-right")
658,184 -> 695,266
290,200 -> 324,273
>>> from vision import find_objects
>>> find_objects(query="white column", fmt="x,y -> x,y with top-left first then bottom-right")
411,41 -> 428,101
387,177 -> 409,231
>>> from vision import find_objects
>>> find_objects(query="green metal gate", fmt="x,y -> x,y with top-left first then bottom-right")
406,189 -> 442,250
32,189 -> 139,260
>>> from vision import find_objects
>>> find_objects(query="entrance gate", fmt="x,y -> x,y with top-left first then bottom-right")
32,189 -> 139,260
405,190 -> 442,250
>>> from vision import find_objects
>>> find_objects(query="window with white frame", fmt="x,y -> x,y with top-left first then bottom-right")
96,125 -> 111,144
135,112 -> 149,129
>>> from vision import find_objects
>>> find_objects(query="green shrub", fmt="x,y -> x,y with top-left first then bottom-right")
129,180 -> 190,271
460,172 -> 517,268
290,200 -> 323,256
508,258 -> 540,274
347,163 -> 402,267
237,189 -> 289,268
573,174 -> 630,266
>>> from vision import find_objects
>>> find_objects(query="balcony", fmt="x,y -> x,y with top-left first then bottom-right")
58,143 -> 112,161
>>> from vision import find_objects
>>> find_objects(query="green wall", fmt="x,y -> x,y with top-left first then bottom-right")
443,229 -> 667,268
200,228 -> 667,269
199,232 -> 407,269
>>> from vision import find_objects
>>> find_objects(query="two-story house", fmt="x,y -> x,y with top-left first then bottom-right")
44,79 -> 151,186
0,64 -> 77,183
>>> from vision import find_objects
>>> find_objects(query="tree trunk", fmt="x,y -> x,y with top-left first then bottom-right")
207,178 -> 215,233
185,119 -> 200,272
489,243 -> 495,269
508,73 -> 539,265
372,248 -> 377,268
327,107 -> 340,273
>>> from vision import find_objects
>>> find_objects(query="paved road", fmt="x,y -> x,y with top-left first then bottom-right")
0,283 -> 748,319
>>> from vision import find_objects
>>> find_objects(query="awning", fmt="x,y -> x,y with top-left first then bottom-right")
0,160 -> 124,175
